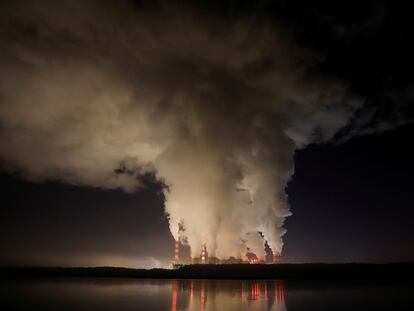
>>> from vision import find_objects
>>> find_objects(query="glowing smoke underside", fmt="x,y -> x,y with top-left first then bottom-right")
0,1 -> 361,260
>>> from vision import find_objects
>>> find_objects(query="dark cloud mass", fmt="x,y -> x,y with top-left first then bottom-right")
0,1 -> 363,260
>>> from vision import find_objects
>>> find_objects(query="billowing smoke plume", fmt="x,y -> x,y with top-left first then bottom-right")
0,1 -> 360,259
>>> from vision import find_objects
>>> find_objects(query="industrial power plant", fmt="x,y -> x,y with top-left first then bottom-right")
172,239 -> 281,268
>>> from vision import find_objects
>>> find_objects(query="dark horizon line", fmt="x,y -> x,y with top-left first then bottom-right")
2,261 -> 414,268
2,263 -> 414,282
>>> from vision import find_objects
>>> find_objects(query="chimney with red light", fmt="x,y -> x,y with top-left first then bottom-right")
200,242 -> 207,264
174,239 -> 180,263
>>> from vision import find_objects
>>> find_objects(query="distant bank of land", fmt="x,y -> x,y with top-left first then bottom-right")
1,263 -> 414,281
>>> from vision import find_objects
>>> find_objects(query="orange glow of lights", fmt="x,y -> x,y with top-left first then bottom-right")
250,282 -> 261,300
276,281 -> 284,303
241,282 -> 244,300
189,280 -> 194,305
171,280 -> 178,311
169,280 -> 285,310
200,281 -> 206,311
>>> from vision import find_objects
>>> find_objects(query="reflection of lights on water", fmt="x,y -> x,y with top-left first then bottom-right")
171,280 -> 178,311
241,282 -> 244,300
200,281 -> 205,311
170,280 -> 285,310
189,280 -> 194,306
250,282 -> 261,300
276,281 -> 284,304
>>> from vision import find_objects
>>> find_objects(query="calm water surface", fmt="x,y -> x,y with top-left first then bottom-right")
1,278 -> 412,310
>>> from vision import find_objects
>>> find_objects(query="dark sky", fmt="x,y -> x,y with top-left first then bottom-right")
0,1 -> 413,267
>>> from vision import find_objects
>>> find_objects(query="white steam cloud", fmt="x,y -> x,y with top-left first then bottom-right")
0,1 -> 360,259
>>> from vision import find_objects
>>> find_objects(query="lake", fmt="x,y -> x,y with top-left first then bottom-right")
1,278 -> 413,310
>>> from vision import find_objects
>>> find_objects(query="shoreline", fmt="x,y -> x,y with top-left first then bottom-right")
1,263 -> 414,281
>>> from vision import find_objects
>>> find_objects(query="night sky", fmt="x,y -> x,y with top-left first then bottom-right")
1,1 -> 413,267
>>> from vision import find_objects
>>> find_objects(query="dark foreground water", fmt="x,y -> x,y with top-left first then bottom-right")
1,278 -> 413,310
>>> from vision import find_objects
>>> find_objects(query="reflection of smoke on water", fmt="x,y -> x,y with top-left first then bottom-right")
170,280 -> 286,311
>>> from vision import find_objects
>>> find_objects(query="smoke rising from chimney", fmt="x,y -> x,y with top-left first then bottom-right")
0,1 -> 361,259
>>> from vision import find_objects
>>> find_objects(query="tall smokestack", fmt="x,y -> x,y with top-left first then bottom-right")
174,240 -> 180,263
200,242 -> 207,264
